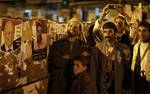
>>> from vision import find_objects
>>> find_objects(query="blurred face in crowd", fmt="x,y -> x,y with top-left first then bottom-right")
3,21 -> 15,48
114,17 -> 125,32
138,26 -> 150,42
67,21 -> 81,37
73,60 -> 87,75
103,28 -> 115,42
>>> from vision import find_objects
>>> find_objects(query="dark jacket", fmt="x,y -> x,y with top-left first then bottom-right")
48,38 -> 87,94
69,72 -> 97,94
96,41 -> 131,94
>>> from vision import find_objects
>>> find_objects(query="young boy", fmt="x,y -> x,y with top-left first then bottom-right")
69,55 -> 97,94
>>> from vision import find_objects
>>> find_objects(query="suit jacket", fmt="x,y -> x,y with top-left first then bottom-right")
96,40 -> 130,94
131,41 -> 150,82
1,37 -> 21,53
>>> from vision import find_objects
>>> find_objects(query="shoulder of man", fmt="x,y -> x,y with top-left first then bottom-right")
116,42 -> 131,58
52,38 -> 67,46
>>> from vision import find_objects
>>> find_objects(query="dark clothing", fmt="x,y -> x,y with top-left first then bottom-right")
96,41 -> 130,94
118,34 -> 131,48
48,38 -> 87,94
69,72 -> 97,94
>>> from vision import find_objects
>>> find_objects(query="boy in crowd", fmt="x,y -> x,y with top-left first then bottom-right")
69,55 -> 97,94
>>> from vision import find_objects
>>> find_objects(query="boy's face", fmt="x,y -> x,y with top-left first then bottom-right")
73,60 -> 87,75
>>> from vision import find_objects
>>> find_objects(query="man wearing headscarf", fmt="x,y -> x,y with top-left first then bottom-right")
47,17 -> 88,94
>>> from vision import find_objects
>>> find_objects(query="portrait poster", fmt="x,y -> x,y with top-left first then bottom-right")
32,19 -> 48,61
0,18 -> 22,92
17,20 -> 48,94
55,23 -> 67,40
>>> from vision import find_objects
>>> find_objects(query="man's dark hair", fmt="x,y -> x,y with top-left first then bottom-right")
138,21 -> 150,32
103,22 -> 117,33
74,55 -> 90,66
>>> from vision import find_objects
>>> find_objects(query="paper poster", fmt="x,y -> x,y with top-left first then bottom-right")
32,19 -> 48,61
0,18 -> 22,92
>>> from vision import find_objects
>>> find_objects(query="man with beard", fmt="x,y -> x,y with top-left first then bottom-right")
47,18 -> 88,94
94,4 -> 131,48
131,21 -> 150,94
96,22 -> 130,94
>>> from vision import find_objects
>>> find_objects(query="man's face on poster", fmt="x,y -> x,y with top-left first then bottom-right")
36,24 -> 43,42
37,25 -> 42,36
3,21 -> 15,48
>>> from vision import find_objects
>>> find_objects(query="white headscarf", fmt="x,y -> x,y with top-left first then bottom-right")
67,17 -> 87,43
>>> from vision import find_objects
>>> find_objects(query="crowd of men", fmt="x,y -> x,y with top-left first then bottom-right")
47,4 -> 150,94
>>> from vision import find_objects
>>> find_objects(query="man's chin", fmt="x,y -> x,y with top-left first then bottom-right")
105,38 -> 112,42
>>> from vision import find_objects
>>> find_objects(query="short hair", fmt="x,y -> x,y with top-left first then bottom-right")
74,55 -> 90,66
138,21 -> 150,32
103,22 -> 117,33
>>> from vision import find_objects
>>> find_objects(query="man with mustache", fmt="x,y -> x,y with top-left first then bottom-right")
96,22 -> 130,94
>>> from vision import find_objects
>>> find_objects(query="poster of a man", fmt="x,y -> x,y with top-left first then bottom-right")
0,20 -> 21,53
33,22 -> 47,49
0,18 -> 22,92
32,20 -> 48,60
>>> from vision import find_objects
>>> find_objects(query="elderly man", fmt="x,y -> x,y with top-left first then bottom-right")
131,21 -> 150,94
1,20 -> 21,53
47,18 -> 88,94
96,22 -> 130,94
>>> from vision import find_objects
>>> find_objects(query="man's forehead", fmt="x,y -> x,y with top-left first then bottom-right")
69,21 -> 80,26
4,21 -> 14,30
103,28 -> 114,31
115,18 -> 125,22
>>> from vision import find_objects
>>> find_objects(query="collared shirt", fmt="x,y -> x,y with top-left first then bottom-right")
140,42 -> 149,73
5,44 -> 13,52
